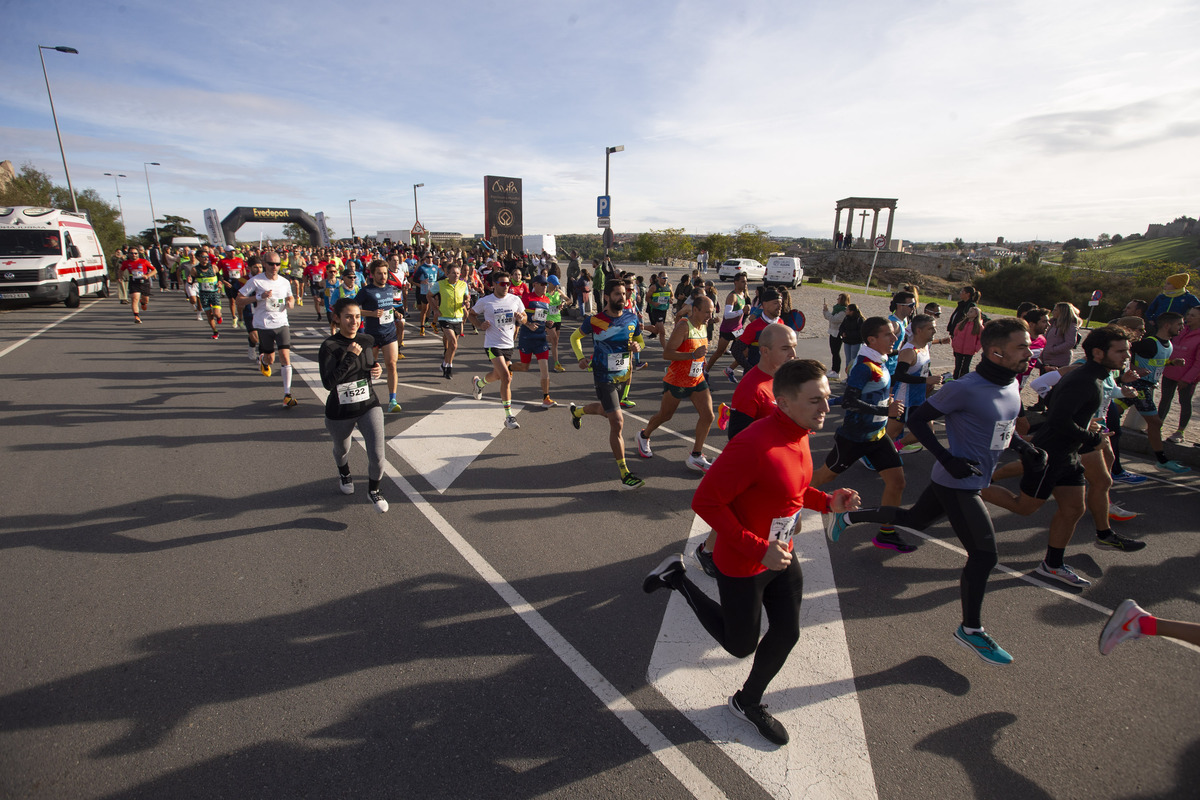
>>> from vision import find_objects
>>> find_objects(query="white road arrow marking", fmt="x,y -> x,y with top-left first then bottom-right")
389,396 -> 519,493
648,511 -> 877,800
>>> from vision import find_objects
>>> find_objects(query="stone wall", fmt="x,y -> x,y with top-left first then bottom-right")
801,250 -> 980,282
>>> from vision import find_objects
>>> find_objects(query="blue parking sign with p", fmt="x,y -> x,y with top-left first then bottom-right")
597,195 -> 610,217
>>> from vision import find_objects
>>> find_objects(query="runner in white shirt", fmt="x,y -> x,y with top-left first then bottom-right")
467,271 -> 527,429
237,252 -> 298,407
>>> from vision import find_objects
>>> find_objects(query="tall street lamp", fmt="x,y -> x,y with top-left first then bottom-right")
104,172 -> 127,242
143,162 -> 162,251
348,199 -> 357,238
604,145 -> 623,256
38,44 -> 79,213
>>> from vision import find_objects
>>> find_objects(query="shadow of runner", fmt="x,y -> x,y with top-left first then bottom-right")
0,483 -> 348,554
915,711 -> 1053,800
1,571 -> 690,799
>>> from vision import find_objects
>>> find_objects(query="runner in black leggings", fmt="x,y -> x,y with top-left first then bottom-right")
824,318 -> 1042,665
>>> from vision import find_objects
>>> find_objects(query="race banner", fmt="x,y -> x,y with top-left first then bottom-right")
315,212 -> 332,248
203,209 -> 226,249
484,176 -> 523,254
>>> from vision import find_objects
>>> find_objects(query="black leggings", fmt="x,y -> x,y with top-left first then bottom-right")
952,352 -> 974,380
671,558 -> 803,706
1158,378 -> 1196,430
847,483 -> 997,629
828,335 -> 843,374
1106,402 -> 1124,474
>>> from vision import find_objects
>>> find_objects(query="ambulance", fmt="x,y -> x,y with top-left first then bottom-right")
0,206 -> 110,307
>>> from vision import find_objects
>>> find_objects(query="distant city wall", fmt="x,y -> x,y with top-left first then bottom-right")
802,250 -> 980,282
664,249 -> 979,282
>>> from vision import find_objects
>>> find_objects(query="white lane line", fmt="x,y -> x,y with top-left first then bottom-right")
389,397 -> 519,493
648,513 -> 878,800
0,300 -> 101,361
289,352 -> 724,799
898,527 -> 1200,655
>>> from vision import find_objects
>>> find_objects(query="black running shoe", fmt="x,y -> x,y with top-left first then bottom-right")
1095,532 -> 1147,552
694,545 -> 718,578
872,530 -> 916,553
642,555 -> 685,593
728,691 -> 789,745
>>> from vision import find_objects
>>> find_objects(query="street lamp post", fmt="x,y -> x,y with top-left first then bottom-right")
104,172 -> 127,242
348,199 -> 357,238
143,162 -> 162,252
604,145 -> 623,257
38,45 -> 80,213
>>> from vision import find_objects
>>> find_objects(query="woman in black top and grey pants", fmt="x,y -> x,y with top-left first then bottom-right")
318,297 -> 389,513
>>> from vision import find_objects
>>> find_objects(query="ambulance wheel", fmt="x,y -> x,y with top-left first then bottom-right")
64,281 -> 81,308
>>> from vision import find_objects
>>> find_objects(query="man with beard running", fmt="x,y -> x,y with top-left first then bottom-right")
237,252 -> 298,408
822,318 -> 1041,664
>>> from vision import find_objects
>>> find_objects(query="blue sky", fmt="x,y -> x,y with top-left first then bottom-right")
2,0 -> 1197,244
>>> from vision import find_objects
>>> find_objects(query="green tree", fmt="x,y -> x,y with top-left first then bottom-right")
732,225 -> 773,263
282,222 -> 308,243
138,215 -> 202,247
651,227 -> 693,260
699,232 -> 732,263
629,232 -> 661,262
953,237 -> 965,250
1097,233 -> 1111,244
1111,234 -> 1124,245
0,162 -> 125,258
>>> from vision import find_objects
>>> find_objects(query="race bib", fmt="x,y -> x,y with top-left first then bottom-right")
607,352 -> 630,373
393,291 -> 404,303
769,513 -> 799,545
688,359 -> 704,378
495,311 -> 514,329
990,420 -> 1015,450
379,308 -> 394,325
266,296 -> 286,311
337,379 -> 371,405
532,307 -> 547,322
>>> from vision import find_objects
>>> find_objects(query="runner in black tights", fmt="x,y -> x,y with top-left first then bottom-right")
823,318 -> 1042,665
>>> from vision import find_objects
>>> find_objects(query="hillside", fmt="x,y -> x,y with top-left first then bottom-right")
1096,236 -> 1199,269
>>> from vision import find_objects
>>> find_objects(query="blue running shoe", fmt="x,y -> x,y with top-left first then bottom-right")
860,456 -> 876,471
954,625 -> 1013,665
1111,470 -> 1148,485
823,511 -> 849,543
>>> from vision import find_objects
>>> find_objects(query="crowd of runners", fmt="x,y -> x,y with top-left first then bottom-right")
110,239 -> 1199,746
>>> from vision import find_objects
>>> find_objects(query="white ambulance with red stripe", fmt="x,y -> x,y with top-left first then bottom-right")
0,206 -> 110,307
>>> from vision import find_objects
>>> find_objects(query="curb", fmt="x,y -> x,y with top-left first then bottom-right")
1115,429 -> 1200,469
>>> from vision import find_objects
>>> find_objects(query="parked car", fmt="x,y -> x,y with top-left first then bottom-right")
717,258 -> 765,281
764,256 -> 804,288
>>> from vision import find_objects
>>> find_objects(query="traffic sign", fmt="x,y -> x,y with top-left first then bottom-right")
874,235 -> 887,250
597,195 -> 611,217
598,216 -> 611,229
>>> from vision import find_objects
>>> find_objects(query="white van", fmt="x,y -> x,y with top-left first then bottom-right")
0,206 -> 110,306
764,255 -> 804,288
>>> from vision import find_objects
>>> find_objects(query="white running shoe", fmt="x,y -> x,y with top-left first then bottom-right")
825,369 -> 838,379
504,415 -> 520,430
1108,503 -> 1138,522
196,312 -> 203,321
1099,598 -> 1150,655
339,475 -> 354,495
636,430 -> 653,459
472,376 -> 484,401
686,453 -> 713,472
369,489 -> 389,513
1165,431 -> 1184,444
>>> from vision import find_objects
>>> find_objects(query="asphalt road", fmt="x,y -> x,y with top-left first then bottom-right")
1,280 -> 1197,800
